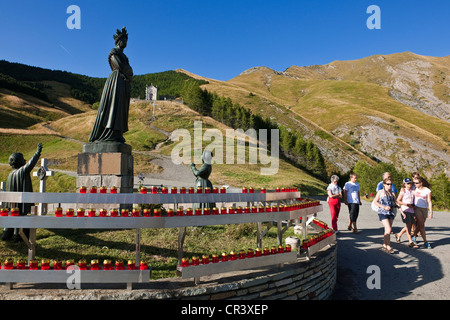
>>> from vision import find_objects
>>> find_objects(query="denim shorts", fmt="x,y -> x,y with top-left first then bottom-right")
378,213 -> 394,221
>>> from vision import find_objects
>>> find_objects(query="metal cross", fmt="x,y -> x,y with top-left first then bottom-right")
32,158 -> 54,216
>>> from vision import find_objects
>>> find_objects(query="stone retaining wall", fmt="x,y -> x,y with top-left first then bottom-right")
176,243 -> 337,300
0,243 -> 336,300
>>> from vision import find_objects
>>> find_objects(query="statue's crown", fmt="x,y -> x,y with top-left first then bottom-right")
113,26 -> 128,42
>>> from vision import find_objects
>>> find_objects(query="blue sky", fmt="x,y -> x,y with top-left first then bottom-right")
1,0 -> 449,81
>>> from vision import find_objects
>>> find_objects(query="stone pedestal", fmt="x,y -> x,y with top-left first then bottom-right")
77,142 -> 134,210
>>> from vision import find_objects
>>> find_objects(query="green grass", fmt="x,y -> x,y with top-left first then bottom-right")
0,222 -> 307,279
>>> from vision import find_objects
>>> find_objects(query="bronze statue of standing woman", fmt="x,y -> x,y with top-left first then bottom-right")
89,27 -> 133,143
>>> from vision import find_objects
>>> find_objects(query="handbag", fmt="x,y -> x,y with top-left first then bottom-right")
371,198 -> 379,212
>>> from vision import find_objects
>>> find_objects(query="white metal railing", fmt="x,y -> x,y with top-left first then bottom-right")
0,190 -> 327,287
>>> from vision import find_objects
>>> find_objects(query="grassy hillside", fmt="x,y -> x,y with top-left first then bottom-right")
192,52 -> 450,178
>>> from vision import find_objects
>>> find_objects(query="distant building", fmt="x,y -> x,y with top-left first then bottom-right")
145,84 -> 158,101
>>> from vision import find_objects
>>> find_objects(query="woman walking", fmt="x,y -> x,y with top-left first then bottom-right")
412,176 -> 433,248
395,178 -> 417,248
343,173 -> 362,233
373,177 -> 397,253
327,175 -> 342,232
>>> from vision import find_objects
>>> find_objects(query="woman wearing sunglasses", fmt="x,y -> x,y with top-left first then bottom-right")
412,176 -> 433,249
373,178 -> 397,253
395,178 -> 418,248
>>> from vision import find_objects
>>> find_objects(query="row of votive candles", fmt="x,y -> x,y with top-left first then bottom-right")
79,186 -> 299,194
0,258 -> 148,270
301,229 -> 335,251
53,201 -> 320,217
180,245 -> 292,267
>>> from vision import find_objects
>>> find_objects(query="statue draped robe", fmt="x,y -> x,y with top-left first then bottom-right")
89,47 -> 133,143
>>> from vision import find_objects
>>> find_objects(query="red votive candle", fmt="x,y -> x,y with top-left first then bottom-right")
29,259 -> 39,270
202,255 -> 209,264
171,187 -> 177,194
132,208 -> 140,217
220,207 -> 227,215
143,209 -> 151,217
259,205 -> 265,213
181,258 -> 189,267
66,208 -> 74,217
278,245 -> 284,253
228,207 -> 235,214
11,207 -> 20,216
272,205 -> 278,212
249,187 -> 254,193
212,207 -> 219,215
90,186 -> 97,193
238,250 -> 246,259
99,208 -> 107,217
276,187 -> 281,192
167,208 -> 174,217
195,208 -> 202,216
255,248 -> 262,257
213,187 -> 219,194
251,206 -> 257,213
0,208 -> 8,216
140,260 -> 148,270
247,248 -> 254,258
230,251 -> 237,260
88,208 -> 96,217
162,187 -> 168,194
110,208 -> 118,217
110,186 -> 117,194
153,209 -> 161,217
180,187 -> 186,194
188,187 -> 195,194
260,187 -> 266,193
244,206 -> 250,213
191,256 -> 199,266
121,209 -> 129,217
90,259 -> 99,270
205,187 -> 211,194
100,186 -> 107,194
204,208 -> 211,215
77,208 -> 85,217
263,247 -> 270,256
186,208 -> 193,216
55,207 -> 63,217
78,259 -> 87,270
221,252 -> 228,262
53,259 -> 62,270
151,186 -> 158,194
211,254 -> 219,263
65,259 -> 75,269
140,187 -> 147,194
220,187 -> 226,193
127,259 -> 136,270
16,259 -> 26,270
103,259 -> 112,270
4,258 -> 14,270
242,187 -> 248,193
196,187 -> 203,194
176,208 -> 184,216
285,244 -> 292,252
265,205 -> 271,212
115,260 -> 124,270
79,186 -> 87,193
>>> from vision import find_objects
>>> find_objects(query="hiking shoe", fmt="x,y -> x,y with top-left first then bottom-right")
424,242 -> 432,249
